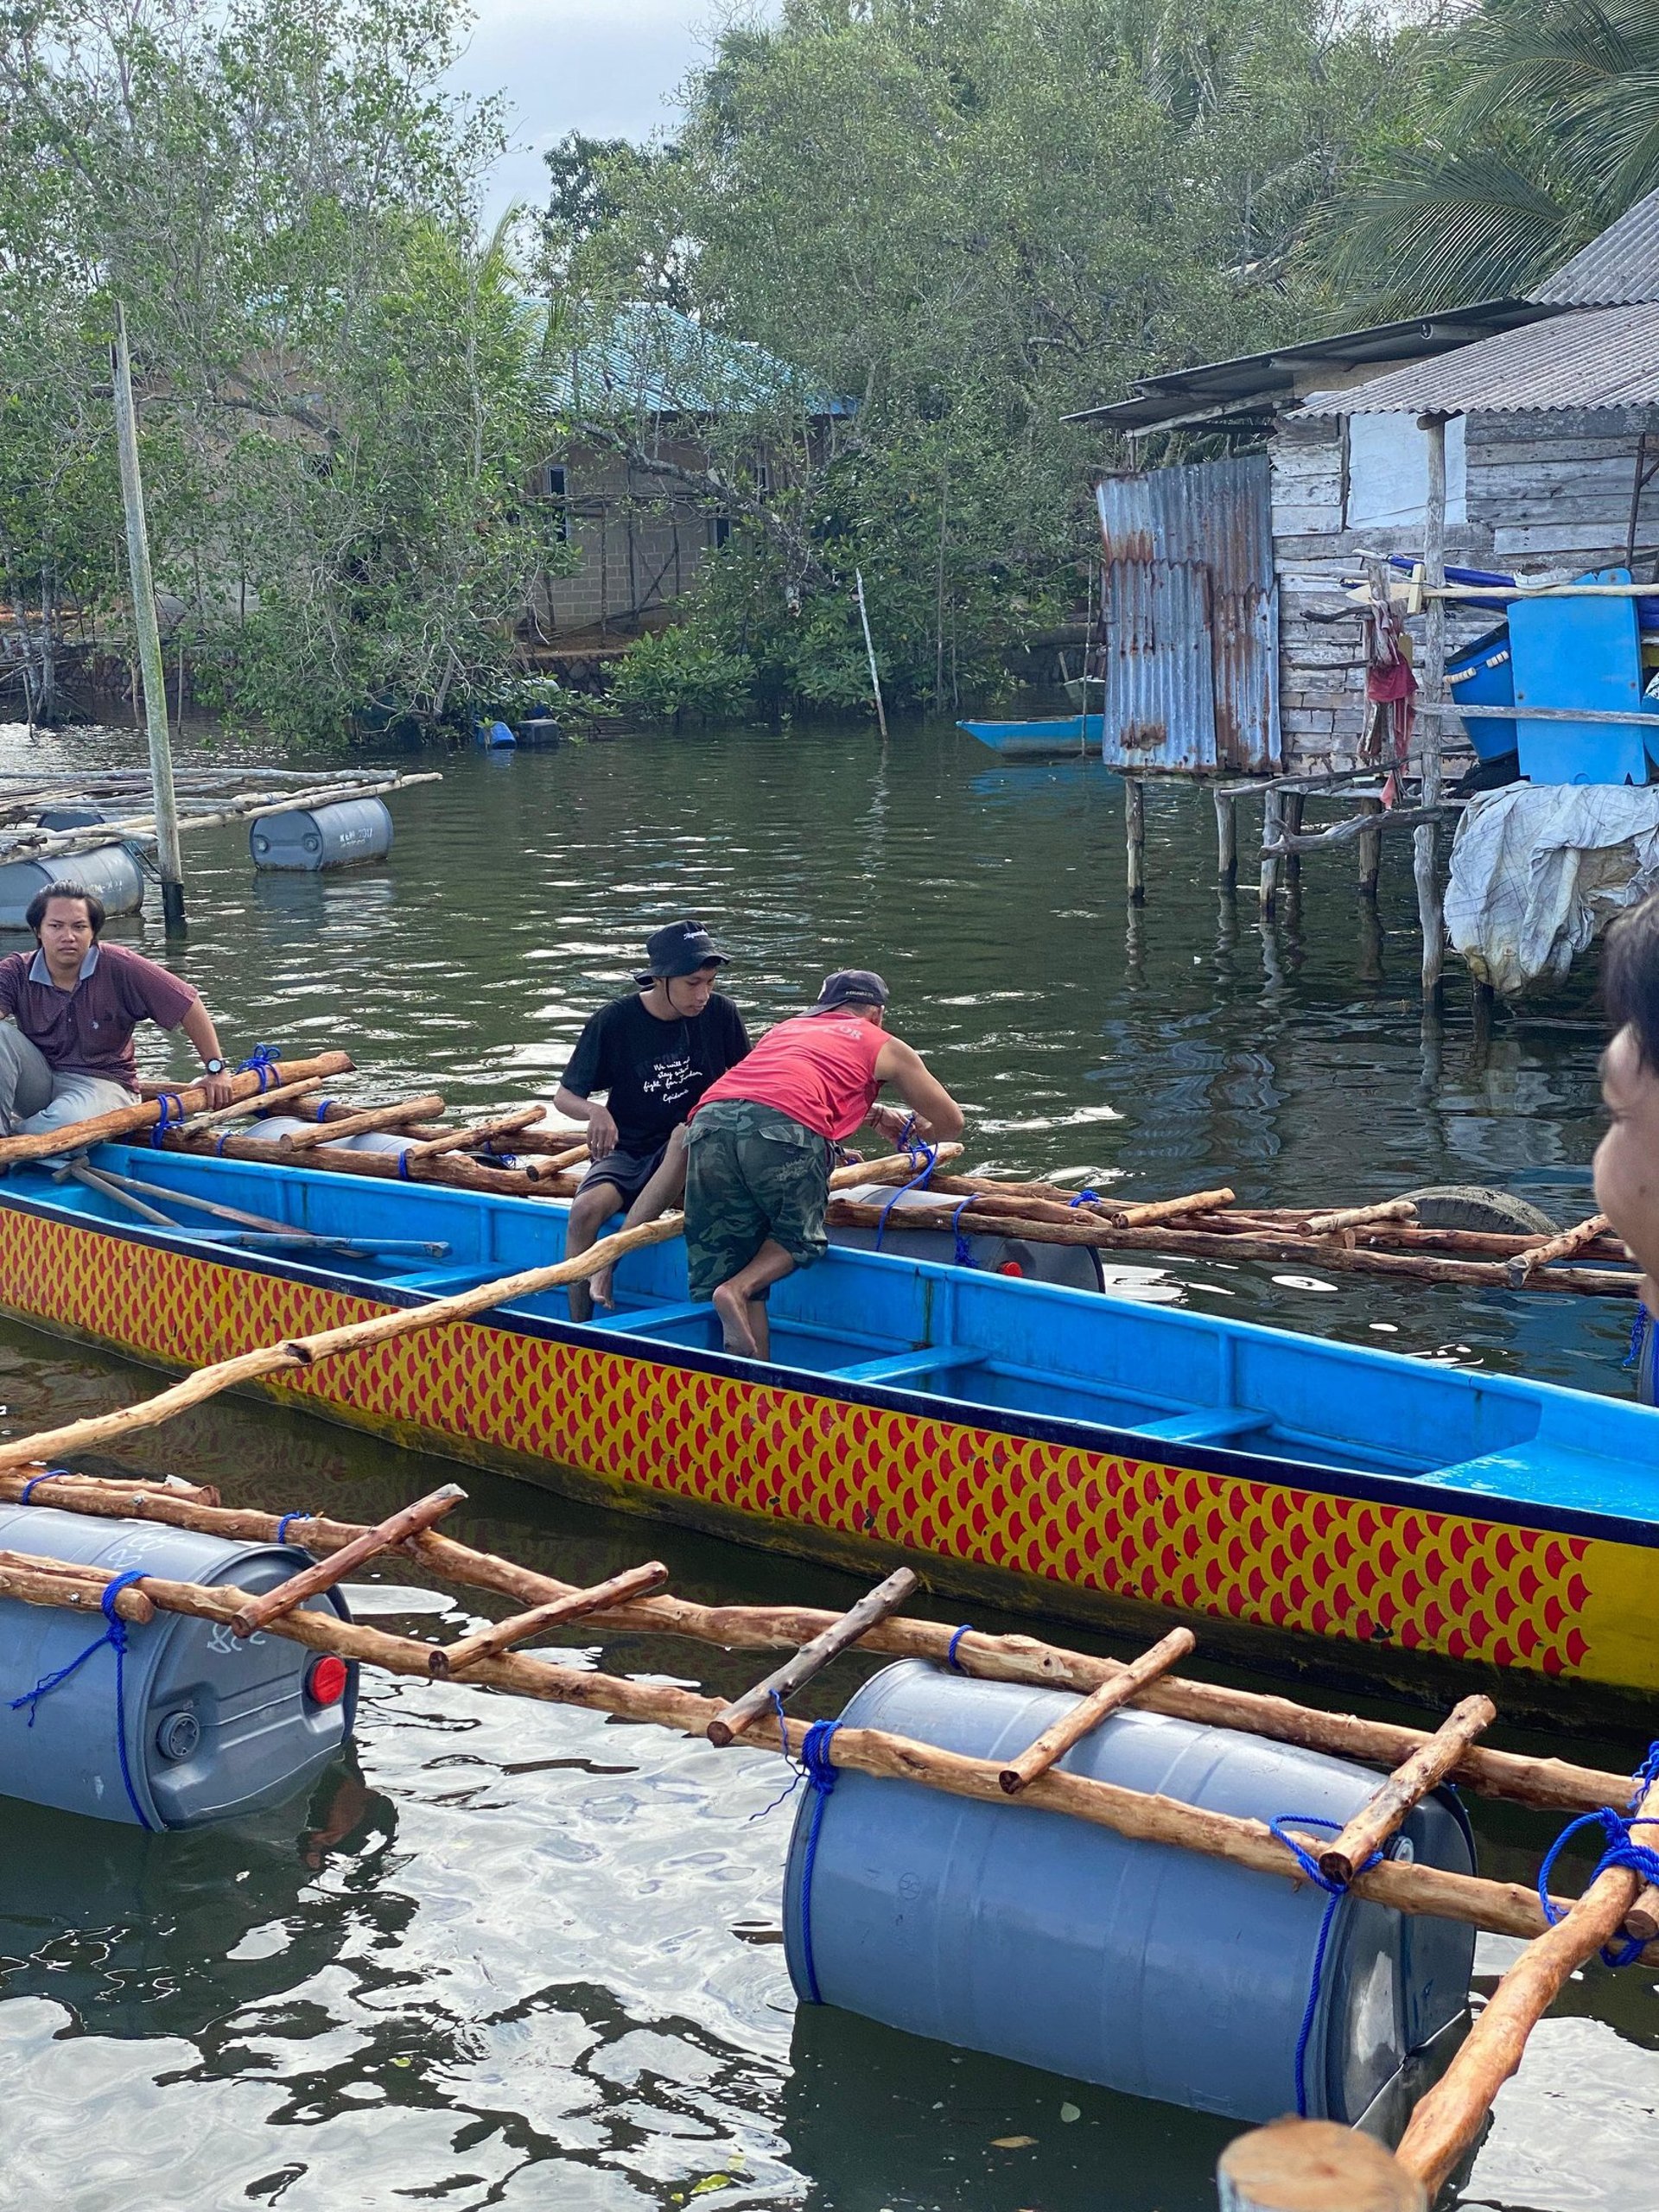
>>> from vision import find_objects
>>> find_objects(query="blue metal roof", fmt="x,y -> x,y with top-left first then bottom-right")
524,301 -> 854,421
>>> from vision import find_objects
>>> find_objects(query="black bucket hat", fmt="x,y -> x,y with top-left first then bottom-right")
639,919 -> 729,983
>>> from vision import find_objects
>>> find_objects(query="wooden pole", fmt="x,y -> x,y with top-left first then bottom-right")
854,568 -> 889,740
1281,791 -> 1306,887
231,1483 -> 466,1636
276,1096 -> 446,1152
1217,2120 -> 1425,2212
1507,1212 -> 1610,1287
1317,1694 -> 1495,1885
1126,777 -> 1146,903
0,1466 -> 1642,1816
1415,412 -> 1450,996
429,1560 -> 670,1677
1395,1768 -> 1659,2199
1260,786 -> 1282,912
1300,1198 -> 1417,1235
1215,787 -> 1238,885
178,1076 -> 328,1133
0,1051 -> 353,1166
403,1108 -> 546,1160
705,1565 -> 919,1746
1357,796 -> 1383,895
111,300 -> 186,934
998,1625 -> 1194,1793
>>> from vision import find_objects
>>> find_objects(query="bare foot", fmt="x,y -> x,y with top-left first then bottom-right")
591,1266 -> 615,1309
711,1282 -> 760,1357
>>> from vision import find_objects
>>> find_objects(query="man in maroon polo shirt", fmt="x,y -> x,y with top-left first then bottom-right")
0,880 -> 237,1136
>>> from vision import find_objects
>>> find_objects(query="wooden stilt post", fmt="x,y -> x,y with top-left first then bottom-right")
1357,796 -> 1383,895
1414,412 -> 1451,995
1259,785 -> 1282,913
1215,786 -> 1237,885
1281,791 -> 1306,887
1125,777 -> 1146,903
1217,2120 -> 1425,2212
111,301 -> 187,935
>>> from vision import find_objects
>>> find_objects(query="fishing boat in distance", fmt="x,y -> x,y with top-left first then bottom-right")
957,713 -> 1101,758
0,1131 -> 1655,1698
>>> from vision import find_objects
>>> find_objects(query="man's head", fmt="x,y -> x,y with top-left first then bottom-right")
1595,894 -> 1659,1285
640,919 -> 727,1015
27,883 -> 105,966
810,969 -> 889,1024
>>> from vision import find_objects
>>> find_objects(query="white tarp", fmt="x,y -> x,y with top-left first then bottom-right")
1445,784 -> 1659,995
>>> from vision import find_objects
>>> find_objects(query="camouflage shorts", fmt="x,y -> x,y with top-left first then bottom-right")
683,1099 -> 832,1299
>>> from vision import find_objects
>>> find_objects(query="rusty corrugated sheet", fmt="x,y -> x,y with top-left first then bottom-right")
1095,454 -> 1278,773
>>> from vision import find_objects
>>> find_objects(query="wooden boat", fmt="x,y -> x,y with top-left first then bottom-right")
957,714 -> 1102,758
0,1140 -> 1656,1696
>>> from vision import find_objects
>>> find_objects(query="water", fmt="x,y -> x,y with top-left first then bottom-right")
0,718 -> 1650,2209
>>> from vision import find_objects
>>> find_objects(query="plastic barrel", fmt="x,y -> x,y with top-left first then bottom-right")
0,1507 -> 358,1828
232,1112 -> 415,1157
250,798 -> 394,872
0,845 -> 145,931
784,1663 -> 1474,2125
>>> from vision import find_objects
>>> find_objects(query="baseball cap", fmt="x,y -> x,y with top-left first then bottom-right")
812,968 -> 890,1012
640,920 -> 729,982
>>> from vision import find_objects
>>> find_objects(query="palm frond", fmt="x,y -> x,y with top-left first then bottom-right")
1321,145 -> 1580,313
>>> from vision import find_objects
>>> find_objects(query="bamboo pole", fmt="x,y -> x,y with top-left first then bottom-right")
0,776 -> 443,868
0,1468 -> 1637,1818
0,1052 -> 354,1166
998,1625 -> 1194,1794
1416,412 -> 1449,997
1217,2120 -> 1426,2212
1,1549 -> 1647,1963
0,1211 -> 687,1470
1507,1212 -> 1610,1287
111,300 -> 186,933
1395,1769 -> 1659,2198
705,1566 -> 920,1746
276,1096 -> 446,1153
232,1484 -> 466,1635
429,1560 -> 670,1677
403,1109 -> 546,1160
1317,1694 -> 1495,1885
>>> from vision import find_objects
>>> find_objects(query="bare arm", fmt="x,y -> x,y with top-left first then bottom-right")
178,998 -> 234,1107
871,1036 -> 964,1143
554,1082 -> 618,1160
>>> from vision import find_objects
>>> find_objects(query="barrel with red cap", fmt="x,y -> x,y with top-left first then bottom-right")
0,1505 -> 358,1828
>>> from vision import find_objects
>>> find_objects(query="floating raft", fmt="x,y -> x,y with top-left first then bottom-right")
0,1061 -> 1652,1693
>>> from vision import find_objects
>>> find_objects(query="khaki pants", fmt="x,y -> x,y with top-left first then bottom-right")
0,1023 -> 137,1138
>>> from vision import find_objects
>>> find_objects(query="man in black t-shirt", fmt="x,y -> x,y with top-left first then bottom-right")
554,919 -> 749,1319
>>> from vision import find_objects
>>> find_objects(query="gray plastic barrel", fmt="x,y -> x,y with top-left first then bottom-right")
232,1111 -> 414,1157
250,798 -> 393,871
0,1507 -> 357,1829
0,844 -> 145,931
830,1182 -> 1103,1294
784,1663 -> 1474,2126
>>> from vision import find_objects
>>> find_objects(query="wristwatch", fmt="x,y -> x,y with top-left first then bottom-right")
204,1058 -> 226,1077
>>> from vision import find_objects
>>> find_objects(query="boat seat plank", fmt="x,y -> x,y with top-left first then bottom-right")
1130,1409 -> 1267,1445
830,1346 -> 988,1385
585,1301 -> 711,1335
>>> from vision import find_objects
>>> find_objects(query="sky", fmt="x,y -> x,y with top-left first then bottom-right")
449,0 -> 721,223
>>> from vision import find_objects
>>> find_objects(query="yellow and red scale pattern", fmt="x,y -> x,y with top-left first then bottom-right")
6,1210 -> 1649,1687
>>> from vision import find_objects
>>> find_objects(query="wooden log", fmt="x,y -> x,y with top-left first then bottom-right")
1126,778 -> 1146,904
429,1560 -> 670,1676
0,1469 -> 1640,1817
1260,785 -> 1282,912
1395,1768 -> 1659,2199
276,1096 -> 445,1153
2,1467 -> 221,1506
231,1483 -> 466,1636
1217,2120 -> 1425,2212
998,1625 -> 1194,1793
178,1076 -> 328,1132
0,1051 -> 355,1167
1318,1694 -> 1496,1885
1507,1211 -> 1610,1287
0,1553 -> 156,1622
1216,787 -> 1238,884
1356,798 -> 1383,895
166,1127 -> 555,1198
1267,806 -> 1446,855
0,1211 -> 688,1471
705,1566 -> 920,1746
7,1553 -> 1649,1964
400,1107 -> 547,1161
1623,1876 -> 1659,1943
539,1140 -> 592,1170
1110,1187 -> 1236,1228
1302,1198 -> 1417,1236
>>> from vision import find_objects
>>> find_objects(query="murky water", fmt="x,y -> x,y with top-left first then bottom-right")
0,718 -> 1650,2210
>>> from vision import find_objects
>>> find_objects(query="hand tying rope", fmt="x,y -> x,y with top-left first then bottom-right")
874,1117 -> 939,1252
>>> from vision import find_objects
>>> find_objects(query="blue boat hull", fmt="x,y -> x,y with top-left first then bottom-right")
0,1143 -> 1655,1692
958,715 -> 1103,757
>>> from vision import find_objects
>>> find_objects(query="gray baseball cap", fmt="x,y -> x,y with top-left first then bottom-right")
811,969 -> 889,1012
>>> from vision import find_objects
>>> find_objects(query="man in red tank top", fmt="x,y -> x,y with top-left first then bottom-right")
683,969 -> 964,1358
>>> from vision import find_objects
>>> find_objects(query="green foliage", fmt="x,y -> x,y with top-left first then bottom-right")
555,0 -> 1443,717
608,626 -> 755,725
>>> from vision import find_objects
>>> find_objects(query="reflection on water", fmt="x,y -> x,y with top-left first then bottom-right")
0,721 -> 1651,2209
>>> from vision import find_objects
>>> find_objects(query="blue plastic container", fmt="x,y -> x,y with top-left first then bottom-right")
1511,569 -> 1650,785
785,1663 -> 1474,2125
1446,626 -> 1516,760
0,1508 -> 357,1828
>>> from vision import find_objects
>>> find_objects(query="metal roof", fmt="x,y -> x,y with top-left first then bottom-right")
1531,188 -> 1659,306
1296,300 -> 1659,416
1062,301 -> 1548,433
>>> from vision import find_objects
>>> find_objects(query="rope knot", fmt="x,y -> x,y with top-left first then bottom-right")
236,1046 -> 281,1093
1268,1813 -> 1384,2118
148,1093 -> 185,1147
1624,1300 -> 1649,1374
1538,1753 -> 1659,1968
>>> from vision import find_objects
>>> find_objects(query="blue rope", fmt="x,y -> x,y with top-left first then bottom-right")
1624,1300 -> 1649,1373
796,1718 -> 843,2005
397,1151 -> 412,1179
148,1092 -> 185,1147
275,1512 -> 312,1548
9,1569 -> 154,1828
214,1132 -> 232,1156
18,1469 -> 69,1505
950,1197 -> 976,1268
1068,1188 -> 1102,1208
1536,1741 -> 1659,1967
236,1045 -> 281,1093
750,1688 -> 804,1822
1268,1814 -> 1383,2117
873,1135 -> 939,1252
945,1624 -> 974,1673
314,1099 -> 335,1122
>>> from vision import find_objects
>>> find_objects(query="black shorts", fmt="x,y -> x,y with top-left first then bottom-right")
578,1142 -> 668,1208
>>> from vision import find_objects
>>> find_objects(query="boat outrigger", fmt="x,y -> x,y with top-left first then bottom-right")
0,1071 -> 1653,1697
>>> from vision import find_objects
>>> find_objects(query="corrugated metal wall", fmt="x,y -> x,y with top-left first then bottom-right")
1094,454 -> 1280,773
